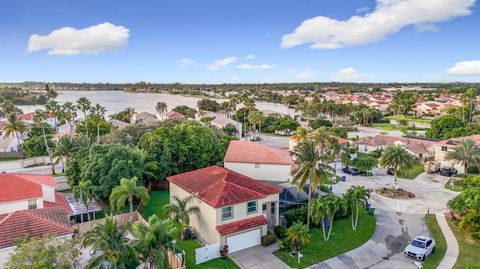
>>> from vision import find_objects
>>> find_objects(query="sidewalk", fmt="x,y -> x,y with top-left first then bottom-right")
435,213 -> 459,269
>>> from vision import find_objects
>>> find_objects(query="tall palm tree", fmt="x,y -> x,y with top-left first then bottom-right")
291,127 -> 309,143
241,95 -> 255,138
155,102 -> 168,120
90,103 -> 107,143
163,195 -> 200,238
61,102 -> 77,135
51,135 -> 77,172
72,180 -> 96,222
344,186 -> 370,230
131,215 -> 176,269
123,107 -> 136,123
82,217 -> 136,269
3,113 -> 27,151
1,101 -> 15,116
379,144 -> 417,190
76,97 -> 91,137
248,110 -> 264,140
446,138 -> 480,175
45,100 -> 61,133
286,221 -> 311,255
33,109 -> 55,174
110,176 -> 149,214
311,198 -> 329,241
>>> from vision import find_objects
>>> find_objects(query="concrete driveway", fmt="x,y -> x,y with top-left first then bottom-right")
229,245 -> 291,269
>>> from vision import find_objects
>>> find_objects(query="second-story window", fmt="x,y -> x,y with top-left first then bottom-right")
28,199 -> 37,209
247,201 -> 257,214
221,206 -> 233,220
441,146 -> 448,152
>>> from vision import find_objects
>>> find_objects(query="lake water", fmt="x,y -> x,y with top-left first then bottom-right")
18,91 -> 295,116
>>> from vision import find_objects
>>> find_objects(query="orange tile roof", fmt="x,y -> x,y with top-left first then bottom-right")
44,192 -> 73,213
0,208 -> 73,249
167,166 -> 282,208
0,174 -> 57,203
216,215 -> 267,236
224,141 -> 293,165
437,134 -> 480,147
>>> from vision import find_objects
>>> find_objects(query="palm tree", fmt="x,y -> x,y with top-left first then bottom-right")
291,127 -> 309,143
248,110 -> 264,140
344,186 -> 370,230
446,138 -> 480,175
72,180 -> 96,222
311,198 -> 329,241
33,109 -> 55,174
61,102 -> 77,135
379,144 -> 417,190
109,176 -> 150,214
51,135 -> 77,172
3,113 -> 27,151
131,215 -> 177,269
45,100 -> 61,132
76,97 -> 91,136
82,217 -> 136,269
90,103 -> 107,143
155,102 -> 168,120
163,195 -> 200,239
286,221 -> 311,255
123,107 -> 136,123
1,101 -> 16,116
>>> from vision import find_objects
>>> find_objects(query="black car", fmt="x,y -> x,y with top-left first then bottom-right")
387,168 -> 394,175
439,167 -> 457,177
342,167 -> 359,176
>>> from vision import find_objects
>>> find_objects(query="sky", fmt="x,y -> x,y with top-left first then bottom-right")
1,0 -> 480,83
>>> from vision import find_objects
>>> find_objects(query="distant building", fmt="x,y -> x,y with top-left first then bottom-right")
165,111 -> 185,120
358,135 -> 436,162
133,111 -> 159,125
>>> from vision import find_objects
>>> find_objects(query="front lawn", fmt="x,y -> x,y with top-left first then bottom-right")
444,178 -> 465,192
275,208 -> 376,268
422,214 -> 447,269
447,217 -> 480,269
372,123 -> 397,131
142,191 -> 239,269
398,164 -> 424,179
385,115 -> 432,123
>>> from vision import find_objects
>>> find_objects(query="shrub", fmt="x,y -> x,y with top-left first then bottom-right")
278,238 -> 293,251
261,234 -> 277,246
308,119 -> 333,129
274,225 -> 287,238
369,149 -> 383,158
284,207 -> 308,227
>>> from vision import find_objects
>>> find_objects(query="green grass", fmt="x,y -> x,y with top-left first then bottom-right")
141,191 -> 239,269
0,157 -> 23,162
448,217 -> 480,269
422,214 -> 447,269
385,115 -> 432,123
372,123 -> 397,131
445,178 -> 465,192
275,208 -> 376,268
321,171 -> 341,184
398,164 -> 424,179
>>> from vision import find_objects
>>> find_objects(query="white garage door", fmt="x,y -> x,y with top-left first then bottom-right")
226,229 -> 261,253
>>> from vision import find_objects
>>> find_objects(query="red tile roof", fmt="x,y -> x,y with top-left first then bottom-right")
0,174 -> 57,203
0,208 -> 73,249
44,192 -> 73,213
166,111 -> 185,119
359,135 -> 434,155
224,141 -> 293,165
13,174 -> 57,187
167,166 -> 282,208
217,215 -> 268,236
17,112 -> 54,121
437,134 -> 480,147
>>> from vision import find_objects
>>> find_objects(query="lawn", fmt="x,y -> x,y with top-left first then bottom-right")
447,217 -> 480,269
444,178 -> 465,192
141,191 -> 239,269
422,214 -> 447,269
0,157 -> 23,162
398,164 -> 424,179
321,171 -> 341,184
384,115 -> 432,123
275,207 -> 376,268
372,122 -> 397,131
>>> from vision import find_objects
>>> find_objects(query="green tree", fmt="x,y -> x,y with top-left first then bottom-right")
155,101 -> 168,120
33,109 -> 55,172
197,98 -> 221,112
76,97 -> 92,136
344,186 -> 370,230
388,91 -> 415,116
3,113 -> 27,150
379,144 -> 418,190
51,135 -> 77,171
446,138 -> 480,175
425,115 -> 464,139
22,135 -> 55,157
45,100 -> 61,132
352,155 -> 378,176
1,100 -> 16,116
72,180 -> 96,221
286,221 -> 311,254
61,102 -> 77,135
82,217 -> 136,269
172,105 -> 196,118
164,195 -> 200,239
75,118 -> 112,140
311,195 -> 346,241
222,123 -> 238,137
248,110 -> 264,140
109,176 -> 150,213
90,103 -> 107,143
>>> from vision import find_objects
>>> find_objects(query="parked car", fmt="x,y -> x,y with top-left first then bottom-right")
404,236 -> 435,261
342,167 -> 359,176
439,167 -> 457,177
387,168 -> 394,175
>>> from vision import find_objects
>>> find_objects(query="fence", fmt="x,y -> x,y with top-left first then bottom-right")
0,156 -> 51,171
195,242 -> 221,265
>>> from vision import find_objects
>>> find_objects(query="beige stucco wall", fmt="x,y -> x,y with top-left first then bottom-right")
434,145 -> 465,173
0,197 -> 43,215
224,162 -> 291,182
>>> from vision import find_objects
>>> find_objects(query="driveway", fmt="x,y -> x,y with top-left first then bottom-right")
229,245 -> 291,269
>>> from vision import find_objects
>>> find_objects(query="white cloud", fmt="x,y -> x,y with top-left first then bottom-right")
179,58 -> 197,68
296,71 -> 315,80
282,0 -> 475,49
245,54 -> 256,60
236,63 -> 276,70
207,56 -> 238,70
446,60 -> 480,76
356,6 -> 370,13
285,68 -> 296,74
331,67 -> 372,81
28,22 -> 129,55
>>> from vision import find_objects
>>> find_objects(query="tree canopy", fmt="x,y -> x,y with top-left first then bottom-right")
197,98 -> 221,112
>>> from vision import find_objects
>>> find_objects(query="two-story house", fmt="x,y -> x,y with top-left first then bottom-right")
434,134 -> 480,174
224,141 -> 294,183
167,166 -> 282,253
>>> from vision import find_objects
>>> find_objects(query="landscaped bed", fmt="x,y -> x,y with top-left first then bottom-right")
422,214 -> 447,269
275,208 -> 376,268
398,164 -> 425,179
376,187 -> 415,199
447,216 -> 480,269
141,191 -> 239,269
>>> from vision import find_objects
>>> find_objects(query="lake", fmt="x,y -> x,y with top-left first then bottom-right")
18,91 -> 295,116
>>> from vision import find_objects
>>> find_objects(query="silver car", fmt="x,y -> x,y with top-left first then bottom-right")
404,236 -> 435,261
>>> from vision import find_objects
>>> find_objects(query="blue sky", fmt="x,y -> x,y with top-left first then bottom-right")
1,0 -> 480,83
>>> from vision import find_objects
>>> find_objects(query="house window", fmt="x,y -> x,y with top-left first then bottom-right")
364,146 -> 367,152
28,199 -> 37,209
247,201 -> 257,214
262,204 -> 267,211
419,154 -> 423,159
221,206 -> 233,220
441,146 -> 448,152
255,163 -> 260,168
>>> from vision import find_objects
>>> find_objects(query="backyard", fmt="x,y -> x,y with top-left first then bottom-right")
275,208 -> 376,268
141,191 -> 240,269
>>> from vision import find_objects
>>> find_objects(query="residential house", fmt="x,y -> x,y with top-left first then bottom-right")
167,166 -> 282,253
211,117 -> 243,138
17,112 -> 57,127
165,111 -> 185,120
434,134 -> 480,174
109,119 -> 130,129
224,141 -> 294,182
133,111 -> 159,125
358,135 -> 436,162
0,121 -> 26,152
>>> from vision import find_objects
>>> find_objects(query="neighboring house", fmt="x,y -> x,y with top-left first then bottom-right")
52,123 -> 76,142
210,117 -> 243,138
224,141 -> 294,182
434,134 -> 480,174
358,135 -> 436,162
17,112 -> 56,127
165,111 -> 185,120
167,166 -> 282,253
0,121 -> 26,152
133,111 -> 159,125
0,207 -> 74,267
109,119 -> 130,129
